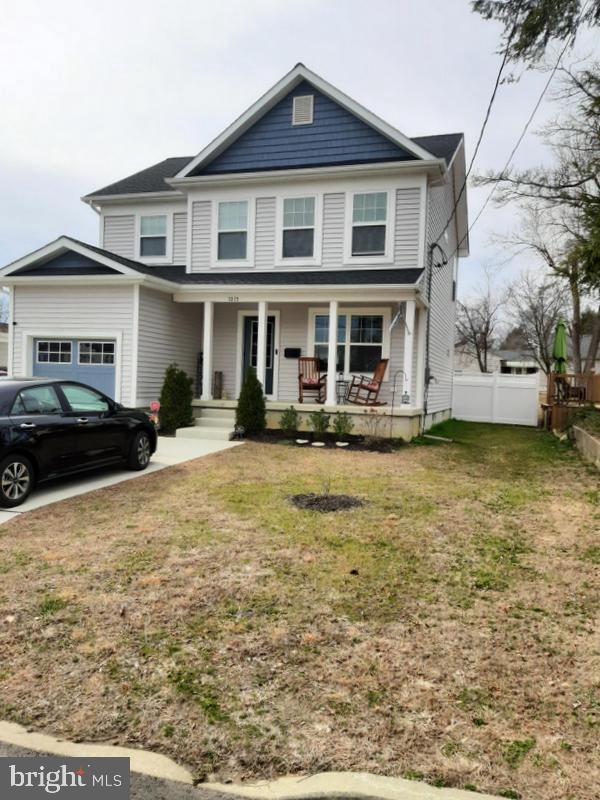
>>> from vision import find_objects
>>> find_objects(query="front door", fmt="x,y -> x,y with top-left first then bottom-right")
242,316 -> 276,395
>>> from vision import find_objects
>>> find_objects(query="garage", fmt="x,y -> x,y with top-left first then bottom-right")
32,338 -> 116,398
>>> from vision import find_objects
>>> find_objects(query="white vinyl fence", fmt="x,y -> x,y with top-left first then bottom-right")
452,373 -> 539,427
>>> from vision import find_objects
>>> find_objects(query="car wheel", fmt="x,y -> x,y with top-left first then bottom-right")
0,455 -> 35,508
127,430 -> 152,471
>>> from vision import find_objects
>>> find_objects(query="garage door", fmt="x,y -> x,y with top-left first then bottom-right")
32,338 -> 116,398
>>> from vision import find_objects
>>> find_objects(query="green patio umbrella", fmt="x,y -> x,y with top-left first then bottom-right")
552,319 -> 568,374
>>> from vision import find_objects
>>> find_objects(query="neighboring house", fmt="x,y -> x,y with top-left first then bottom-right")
0,322 -> 8,372
0,64 -> 469,439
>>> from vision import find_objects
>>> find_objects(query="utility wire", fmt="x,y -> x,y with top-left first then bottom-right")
448,18 -> 584,264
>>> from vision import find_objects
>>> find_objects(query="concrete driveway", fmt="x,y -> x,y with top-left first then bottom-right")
0,436 -> 241,525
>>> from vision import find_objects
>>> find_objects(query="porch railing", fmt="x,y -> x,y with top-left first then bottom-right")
545,372 -> 600,430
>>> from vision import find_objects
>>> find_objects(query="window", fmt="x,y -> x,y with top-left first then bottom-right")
351,192 -> 387,256
282,197 -> 315,258
218,201 -> 248,260
36,340 -> 71,364
78,341 -> 115,366
11,385 -> 62,415
311,310 -> 387,375
140,215 -> 167,257
61,384 -> 110,413
292,94 -> 314,125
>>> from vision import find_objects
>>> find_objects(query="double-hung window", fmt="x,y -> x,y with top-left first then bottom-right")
351,192 -> 387,256
218,201 -> 248,260
282,197 -> 315,258
140,215 -> 167,257
311,310 -> 388,375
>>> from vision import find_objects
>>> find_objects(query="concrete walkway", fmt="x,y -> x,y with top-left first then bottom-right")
0,436 -> 241,525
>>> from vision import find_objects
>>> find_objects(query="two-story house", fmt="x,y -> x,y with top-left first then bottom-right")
0,64 -> 468,439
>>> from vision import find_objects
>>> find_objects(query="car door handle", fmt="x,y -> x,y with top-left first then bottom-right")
20,422 -> 36,429
77,418 -> 89,424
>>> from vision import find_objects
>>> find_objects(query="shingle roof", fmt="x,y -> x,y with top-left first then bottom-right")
19,238 -> 423,286
84,134 -> 463,198
85,157 -> 193,197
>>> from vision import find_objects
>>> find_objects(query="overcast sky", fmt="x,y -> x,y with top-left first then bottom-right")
0,0 -> 593,296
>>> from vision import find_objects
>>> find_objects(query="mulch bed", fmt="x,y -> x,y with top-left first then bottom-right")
289,492 -> 364,512
248,429 -> 403,453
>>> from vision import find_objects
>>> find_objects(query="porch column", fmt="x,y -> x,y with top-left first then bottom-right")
201,300 -> 214,400
415,307 -> 427,409
402,299 -> 416,404
325,299 -> 339,406
256,300 -> 268,390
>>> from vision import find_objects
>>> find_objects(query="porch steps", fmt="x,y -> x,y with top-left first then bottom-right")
175,408 -> 236,442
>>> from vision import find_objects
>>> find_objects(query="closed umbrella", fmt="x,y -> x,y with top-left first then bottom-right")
552,319 -> 568,374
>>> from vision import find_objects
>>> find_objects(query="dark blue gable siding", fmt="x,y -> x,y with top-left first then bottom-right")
195,81 -> 416,175
15,250 -> 119,276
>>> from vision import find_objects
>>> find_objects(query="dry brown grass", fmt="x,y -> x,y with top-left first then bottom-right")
0,422 -> 598,799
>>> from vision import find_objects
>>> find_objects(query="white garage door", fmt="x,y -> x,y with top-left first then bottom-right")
452,373 -> 539,427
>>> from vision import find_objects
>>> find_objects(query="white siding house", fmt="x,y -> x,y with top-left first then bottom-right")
0,64 -> 469,439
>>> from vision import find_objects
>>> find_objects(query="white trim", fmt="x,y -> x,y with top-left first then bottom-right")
176,64 -> 435,178
201,300 -> 214,401
325,299 -> 339,406
415,307 -> 427,410
211,198 -> 255,268
76,340 -> 116,366
402,299 -> 416,403
274,192 -> 323,267
256,301 -> 268,390
235,309 -> 280,401
174,287 -> 419,304
20,329 -> 124,403
417,175 -> 427,269
7,287 -> 14,375
135,212 -> 173,264
35,339 -> 73,365
307,305 -> 391,380
130,284 -> 140,406
343,189 -> 396,265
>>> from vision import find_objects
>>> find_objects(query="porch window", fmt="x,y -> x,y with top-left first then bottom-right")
140,215 -> 167,257
218,201 -> 248,260
282,197 -> 315,258
312,311 -> 386,375
351,192 -> 387,256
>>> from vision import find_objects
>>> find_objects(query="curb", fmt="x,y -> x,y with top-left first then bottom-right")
0,721 -> 193,785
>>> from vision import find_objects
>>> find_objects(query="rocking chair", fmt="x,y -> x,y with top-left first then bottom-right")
298,357 -> 327,403
346,358 -> 389,406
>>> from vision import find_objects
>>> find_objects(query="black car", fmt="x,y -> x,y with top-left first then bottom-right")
0,378 -> 157,508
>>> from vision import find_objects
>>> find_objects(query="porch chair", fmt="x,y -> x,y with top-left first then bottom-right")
346,358 -> 389,406
298,357 -> 327,403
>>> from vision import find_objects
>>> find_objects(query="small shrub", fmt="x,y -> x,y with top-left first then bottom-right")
159,363 -> 194,434
333,411 -> 354,440
236,368 -> 266,436
309,408 -> 330,441
279,406 -> 299,436
362,407 -> 387,443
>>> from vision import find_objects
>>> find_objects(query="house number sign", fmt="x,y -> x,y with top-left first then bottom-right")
227,296 -> 239,303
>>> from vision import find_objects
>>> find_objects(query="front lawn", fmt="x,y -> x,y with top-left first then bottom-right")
0,422 -> 598,799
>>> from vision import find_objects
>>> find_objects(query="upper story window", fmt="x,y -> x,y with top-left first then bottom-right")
351,192 -> 387,256
282,197 -> 315,258
140,215 -> 167,257
292,95 -> 314,125
218,201 -> 248,260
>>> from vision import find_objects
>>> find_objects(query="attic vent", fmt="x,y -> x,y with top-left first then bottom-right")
292,95 -> 314,126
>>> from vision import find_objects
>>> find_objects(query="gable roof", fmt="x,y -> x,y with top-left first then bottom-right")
86,156 -> 192,198
176,64 -> 439,179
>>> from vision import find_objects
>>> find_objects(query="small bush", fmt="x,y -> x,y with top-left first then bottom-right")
159,364 -> 194,434
333,411 -> 354,440
279,406 -> 300,436
236,368 -> 266,436
309,408 -> 330,441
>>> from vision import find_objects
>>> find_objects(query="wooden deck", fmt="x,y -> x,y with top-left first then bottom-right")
544,373 -> 600,430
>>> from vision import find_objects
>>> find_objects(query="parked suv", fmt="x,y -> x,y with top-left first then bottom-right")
0,378 -> 157,507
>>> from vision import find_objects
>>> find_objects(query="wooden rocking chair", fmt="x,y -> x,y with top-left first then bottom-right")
346,358 -> 389,406
298,357 -> 327,403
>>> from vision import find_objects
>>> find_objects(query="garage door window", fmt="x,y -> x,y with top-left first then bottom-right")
78,341 -> 115,365
36,341 -> 72,364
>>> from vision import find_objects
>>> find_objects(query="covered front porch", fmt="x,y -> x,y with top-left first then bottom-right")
174,287 -> 427,420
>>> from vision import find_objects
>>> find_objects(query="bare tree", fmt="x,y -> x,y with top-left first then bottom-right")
456,272 -> 506,372
507,272 -> 569,373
